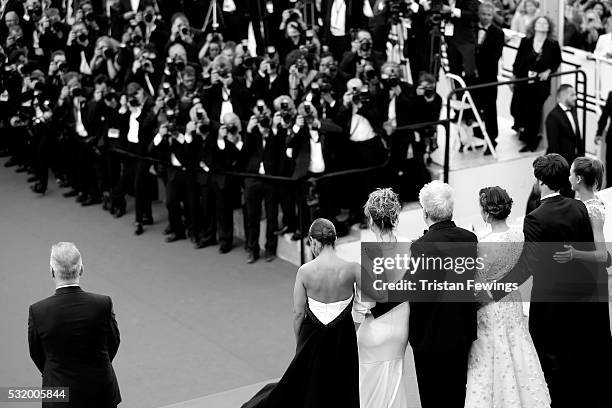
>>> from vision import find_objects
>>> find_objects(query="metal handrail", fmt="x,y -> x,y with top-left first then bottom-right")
444,69 -> 588,182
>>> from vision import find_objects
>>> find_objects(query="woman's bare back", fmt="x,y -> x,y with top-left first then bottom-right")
300,253 -> 358,303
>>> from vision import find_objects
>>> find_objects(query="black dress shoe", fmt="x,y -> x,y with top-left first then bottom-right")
163,225 -> 173,235
76,193 -> 88,203
63,189 -> 79,198
30,183 -> 46,195
264,251 -> 276,262
113,208 -> 126,218
81,196 -> 102,206
4,158 -> 18,167
195,239 -> 217,249
16,165 -> 28,173
165,233 -> 186,243
142,217 -> 154,225
57,179 -> 70,188
218,245 -> 232,254
247,251 -> 260,264
134,223 -> 144,235
27,175 -> 38,183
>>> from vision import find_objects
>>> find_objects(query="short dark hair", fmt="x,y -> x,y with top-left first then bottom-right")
557,84 -> 574,97
479,186 -> 513,220
573,157 -> 604,190
533,154 -> 569,191
309,218 -> 337,248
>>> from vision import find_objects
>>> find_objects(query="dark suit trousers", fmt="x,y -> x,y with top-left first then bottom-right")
473,85 -> 499,142
199,180 -> 235,248
76,140 -> 100,198
413,345 -> 471,408
328,34 -> 351,62
446,39 -> 477,79
120,157 -> 153,223
244,178 -> 278,254
33,125 -> 55,190
166,167 -> 198,236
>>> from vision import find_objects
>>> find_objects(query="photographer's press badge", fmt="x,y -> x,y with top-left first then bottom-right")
444,22 -> 454,37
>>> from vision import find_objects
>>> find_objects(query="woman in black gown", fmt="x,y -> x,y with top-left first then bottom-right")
511,15 -> 562,152
242,218 -> 360,408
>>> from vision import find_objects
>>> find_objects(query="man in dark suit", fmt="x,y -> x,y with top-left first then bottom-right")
203,56 -> 251,126
242,109 -> 281,263
473,1 -> 504,154
320,0 -> 363,61
439,0 -> 479,80
28,242 -> 121,408
545,84 -> 583,196
408,180 -> 478,408
484,154 -> 611,408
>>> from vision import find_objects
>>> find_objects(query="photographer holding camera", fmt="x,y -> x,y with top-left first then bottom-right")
89,36 -> 120,82
128,43 -> 161,97
66,22 -> 94,75
251,48 -> 290,107
203,55 -> 251,125
243,99 -> 281,264
38,8 -> 69,55
150,107 -> 199,243
334,77 -> 386,228
339,30 -> 385,79
321,0 -> 364,61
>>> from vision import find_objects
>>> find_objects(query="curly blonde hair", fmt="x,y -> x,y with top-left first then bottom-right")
364,188 -> 401,233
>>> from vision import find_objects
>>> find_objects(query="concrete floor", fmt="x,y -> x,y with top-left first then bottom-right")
0,162 -> 299,408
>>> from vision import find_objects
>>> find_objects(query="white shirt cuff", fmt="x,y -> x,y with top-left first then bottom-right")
153,133 -> 163,146
452,8 -> 461,18
292,124 -> 301,134
217,138 -> 226,150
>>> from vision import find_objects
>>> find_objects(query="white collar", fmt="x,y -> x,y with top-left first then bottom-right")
558,102 -> 571,112
541,192 -> 560,201
56,283 -> 80,289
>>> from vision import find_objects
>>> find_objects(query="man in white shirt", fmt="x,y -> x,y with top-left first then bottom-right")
323,0 -> 362,60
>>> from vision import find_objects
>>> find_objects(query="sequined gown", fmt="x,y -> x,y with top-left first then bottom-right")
465,226 -> 551,408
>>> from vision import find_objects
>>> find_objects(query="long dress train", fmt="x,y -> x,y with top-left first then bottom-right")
242,296 -> 359,408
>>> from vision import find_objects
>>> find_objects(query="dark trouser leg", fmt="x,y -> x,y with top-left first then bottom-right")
328,35 -> 351,62
166,170 -> 184,235
214,183 -> 234,248
473,86 -> 499,144
35,127 -> 52,190
111,154 -> 127,211
279,184 -> 297,232
263,182 -> 278,254
199,181 -> 216,242
134,159 -> 151,223
244,179 -> 263,254
413,346 -> 470,408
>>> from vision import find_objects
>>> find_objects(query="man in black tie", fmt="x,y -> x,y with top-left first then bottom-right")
545,84 -> 583,196
28,242 -> 121,408
473,1 -> 504,155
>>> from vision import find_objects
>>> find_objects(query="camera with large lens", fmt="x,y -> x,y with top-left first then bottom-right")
56,61 -> 67,73
85,11 -> 95,22
381,74 -> 400,89
144,12 -> 154,23
359,38 -> 372,53
351,86 -> 371,104
427,0 -> 446,27
77,33 -> 88,43
141,59 -> 153,72
103,47 -> 115,59
71,87 -> 83,98
180,25 -> 190,36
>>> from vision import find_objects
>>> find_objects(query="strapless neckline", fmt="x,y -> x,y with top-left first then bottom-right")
307,295 -> 354,326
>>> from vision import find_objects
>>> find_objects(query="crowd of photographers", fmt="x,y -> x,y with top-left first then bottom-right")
0,0 -> 455,263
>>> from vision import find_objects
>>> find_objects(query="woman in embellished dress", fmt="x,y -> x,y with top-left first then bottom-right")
465,186 -> 550,408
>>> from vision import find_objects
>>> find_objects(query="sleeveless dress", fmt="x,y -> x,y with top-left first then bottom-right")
354,237 -> 411,408
465,226 -> 551,408
242,296 -> 359,408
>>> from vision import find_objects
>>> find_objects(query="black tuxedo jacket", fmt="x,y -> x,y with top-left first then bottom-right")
320,0 -> 363,43
545,104 -> 583,164
28,286 -> 121,407
121,109 -> 158,157
202,81 -> 251,125
408,220 -> 478,351
196,133 -> 242,189
287,125 -> 337,179
241,126 -> 281,176
447,0 -> 479,45
379,82 -> 420,134
475,23 -> 505,81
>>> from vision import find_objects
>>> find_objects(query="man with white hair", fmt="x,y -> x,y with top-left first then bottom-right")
408,180 -> 478,408
28,242 -> 121,408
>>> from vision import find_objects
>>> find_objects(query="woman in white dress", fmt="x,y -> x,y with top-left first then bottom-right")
465,186 -> 550,408
354,188 -> 412,408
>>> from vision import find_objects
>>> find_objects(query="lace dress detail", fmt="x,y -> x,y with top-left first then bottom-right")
465,226 -> 551,408
584,197 -> 606,227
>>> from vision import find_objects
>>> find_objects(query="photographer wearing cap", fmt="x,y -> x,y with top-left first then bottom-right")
150,105 -> 199,243
334,77 -> 386,228
338,29 -> 386,79
243,97 -> 281,264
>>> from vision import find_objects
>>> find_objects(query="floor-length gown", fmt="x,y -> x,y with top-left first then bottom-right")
242,295 -> 359,408
354,237 -> 411,408
465,226 -> 550,408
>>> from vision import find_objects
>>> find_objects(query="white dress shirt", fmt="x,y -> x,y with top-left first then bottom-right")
223,0 -> 237,12
309,128 -> 325,173
595,33 -> 612,57
558,103 -> 577,135
388,95 -> 397,128
349,113 -> 376,142
56,283 -> 80,289
75,103 -> 88,137
541,192 -> 560,201
220,87 -> 234,122
127,109 -> 142,143
130,0 -> 140,12
363,0 -> 373,18
330,0 -> 347,37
